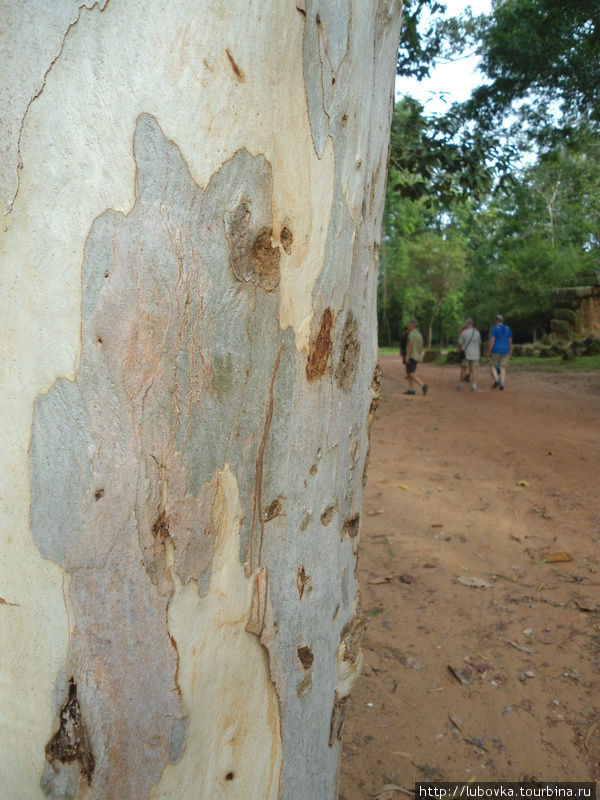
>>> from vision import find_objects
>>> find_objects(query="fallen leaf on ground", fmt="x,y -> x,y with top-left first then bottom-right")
370,785 -> 414,799
398,484 -> 409,490
448,665 -> 472,685
368,507 -> 384,516
464,736 -> 487,751
509,640 -> 537,654
368,576 -> 393,585
448,712 -> 462,730
574,597 -> 598,612
457,575 -> 493,588
584,721 -> 599,750
399,574 -> 414,584
516,480 -> 530,487
422,562 -> 438,569
542,552 -> 573,563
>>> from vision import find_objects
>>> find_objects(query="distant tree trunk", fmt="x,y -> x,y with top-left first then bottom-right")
428,299 -> 441,349
380,234 -> 392,345
0,2 -> 401,799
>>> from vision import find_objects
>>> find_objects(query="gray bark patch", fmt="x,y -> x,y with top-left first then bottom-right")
29,113 -> 293,799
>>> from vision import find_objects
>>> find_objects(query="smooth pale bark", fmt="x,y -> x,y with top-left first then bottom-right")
0,2 -> 401,798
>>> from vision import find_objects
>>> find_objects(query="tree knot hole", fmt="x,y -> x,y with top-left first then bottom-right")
297,645 -> 314,670
45,679 -> 95,785
152,510 -> 170,540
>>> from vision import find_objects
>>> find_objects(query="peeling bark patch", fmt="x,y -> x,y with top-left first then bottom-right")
248,343 -> 285,572
339,608 -> 366,666
45,680 -> 95,785
246,567 -> 268,637
369,363 -> 382,420
335,311 -> 360,391
225,48 -> 245,82
320,503 -> 337,526
341,514 -> 360,540
297,645 -> 314,670
306,307 -> 333,382
296,564 -> 310,599
29,115 -> 287,798
300,512 -> 311,532
328,692 -> 347,746
251,228 -> 280,292
297,673 -> 312,698
226,201 -> 253,283
263,496 -> 283,522
363,363 -> 383,486
225,204 -> 280,292
279,225 -> 293,254
152,510 -> 170,540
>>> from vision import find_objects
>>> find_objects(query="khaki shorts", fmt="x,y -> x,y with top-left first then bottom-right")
491,354 -> 510,367
466,359 -> 480,367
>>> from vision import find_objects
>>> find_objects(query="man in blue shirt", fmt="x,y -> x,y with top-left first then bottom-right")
488,314 -> 513,390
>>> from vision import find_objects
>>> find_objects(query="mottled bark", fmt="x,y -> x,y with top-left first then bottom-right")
0,2 -> 401,798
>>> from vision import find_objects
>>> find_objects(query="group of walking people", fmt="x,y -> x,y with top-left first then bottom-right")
400,315 -> 513,394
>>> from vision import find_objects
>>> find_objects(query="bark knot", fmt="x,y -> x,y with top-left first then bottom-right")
45,680 -> 95,785
306,308 -> 334,382
335,311 -> 360,391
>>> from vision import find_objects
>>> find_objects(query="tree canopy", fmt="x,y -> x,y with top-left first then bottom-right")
379,0 -> 600,346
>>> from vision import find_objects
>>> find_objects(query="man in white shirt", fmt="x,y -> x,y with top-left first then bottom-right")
457,318 -> 482,391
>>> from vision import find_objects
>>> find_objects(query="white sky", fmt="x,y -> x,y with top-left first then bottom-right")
395,0 -> 492,115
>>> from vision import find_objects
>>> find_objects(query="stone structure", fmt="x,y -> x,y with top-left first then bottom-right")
550,269 -> 600,335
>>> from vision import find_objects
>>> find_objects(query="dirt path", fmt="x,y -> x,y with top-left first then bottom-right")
339,356 -> 600,799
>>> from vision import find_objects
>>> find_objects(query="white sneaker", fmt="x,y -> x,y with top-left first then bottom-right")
471,383 -> 477,391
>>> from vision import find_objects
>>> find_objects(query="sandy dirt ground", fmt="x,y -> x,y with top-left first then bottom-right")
338,356 -> 600,800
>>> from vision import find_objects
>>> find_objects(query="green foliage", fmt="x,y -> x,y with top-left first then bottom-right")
380,3 -> 600,345
474,0 -> 600,124
389,97 -> 493,206
396,0 -> 447,80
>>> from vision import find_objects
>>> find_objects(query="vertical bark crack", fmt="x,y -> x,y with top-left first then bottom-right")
248,342 -> 285,572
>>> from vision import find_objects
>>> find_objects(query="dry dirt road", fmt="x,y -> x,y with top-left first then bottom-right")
339,356 -> 600,800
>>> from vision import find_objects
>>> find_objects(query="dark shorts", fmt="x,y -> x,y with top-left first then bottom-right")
406,357 -> 418,374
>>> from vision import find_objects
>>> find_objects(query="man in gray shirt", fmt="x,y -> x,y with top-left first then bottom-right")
404,319 -> 428,396
457,318 -> 482,392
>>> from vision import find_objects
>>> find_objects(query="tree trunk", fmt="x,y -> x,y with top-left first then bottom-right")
0,2 -> 401,799
428,299 -> 441,350
380,233 -> 392,346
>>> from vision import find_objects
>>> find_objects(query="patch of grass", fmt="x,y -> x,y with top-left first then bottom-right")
511,354 -> 600,373
378,346 -> 400,356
